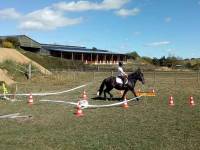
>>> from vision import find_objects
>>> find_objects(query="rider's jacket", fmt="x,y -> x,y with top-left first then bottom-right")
117,67 -> 126,77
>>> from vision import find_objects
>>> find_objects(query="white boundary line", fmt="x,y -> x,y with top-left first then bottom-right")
40,96 -> 142,109
0,83 -> 91,97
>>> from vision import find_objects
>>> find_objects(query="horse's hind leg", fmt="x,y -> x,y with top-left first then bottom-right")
103,90 -> 107,100
104,88 -> 113,100
108,90 -> 113,100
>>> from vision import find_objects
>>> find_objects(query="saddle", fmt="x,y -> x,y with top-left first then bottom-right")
116,77 -> 128,85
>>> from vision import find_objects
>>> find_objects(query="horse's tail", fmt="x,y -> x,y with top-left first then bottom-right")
97,79 -> 106,96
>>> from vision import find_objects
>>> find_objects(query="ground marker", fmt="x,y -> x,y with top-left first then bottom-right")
75,102 -> 84,117
28,93 -> 33,104
189,96 -> 195,106
122,96 -> 129,109
169,96 -> 175,106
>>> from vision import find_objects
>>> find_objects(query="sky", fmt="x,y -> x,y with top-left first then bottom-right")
0,0 -> 200,58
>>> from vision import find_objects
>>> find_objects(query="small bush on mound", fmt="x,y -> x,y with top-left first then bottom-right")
2,41 -> 14,48
0,60 -> 39,79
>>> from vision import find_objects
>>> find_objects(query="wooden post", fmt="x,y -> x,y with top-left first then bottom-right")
61,51 -> 63,60
174,72 -> 177,85
197,70 -> 199,83
93,71 -> 95,80
28,64 -> 31,79
97,54 -> 99,63
81,53 -> 84,62
72,52 -> 74,61
154,71 -> 156,85
73,71 -> 76,80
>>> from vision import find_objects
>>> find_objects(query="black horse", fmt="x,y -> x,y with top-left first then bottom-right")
97,68 -> 145,100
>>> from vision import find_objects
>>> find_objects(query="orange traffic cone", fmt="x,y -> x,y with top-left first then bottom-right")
152,89 -> 155,93
75,102 -> 84,117
169,96 -> 174,106
28,93 -> 33,104
122,97 -> 129,109
189,96 -> 195,106
82,90 -> 88,100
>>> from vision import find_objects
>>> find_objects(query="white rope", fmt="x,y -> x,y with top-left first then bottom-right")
0,113 -> 32,119
40,100 -> 77,105
0,113 -> 20,119
40,96 -> 142,109
0,83 -> 90,97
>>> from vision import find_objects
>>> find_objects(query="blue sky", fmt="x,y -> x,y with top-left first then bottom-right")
0,0 -> 200,58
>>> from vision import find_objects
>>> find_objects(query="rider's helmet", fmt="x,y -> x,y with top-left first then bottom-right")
119,61 -> 123,67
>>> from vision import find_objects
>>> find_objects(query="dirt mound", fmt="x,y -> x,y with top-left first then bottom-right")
0,48 -> 51,75
0,69 -> 15,85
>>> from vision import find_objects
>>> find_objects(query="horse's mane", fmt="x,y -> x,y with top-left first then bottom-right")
128,68 -> 141,79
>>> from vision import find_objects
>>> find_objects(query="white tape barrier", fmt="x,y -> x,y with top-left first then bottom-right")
0,113 -> 20,119
0,83 -> 90,97
0,113 -> 32,119
40,96 -> 142,109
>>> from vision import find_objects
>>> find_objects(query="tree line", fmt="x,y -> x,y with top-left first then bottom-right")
127,51 -> 200,70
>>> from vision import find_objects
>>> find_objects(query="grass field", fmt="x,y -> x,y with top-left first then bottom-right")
0,71 -> 200,150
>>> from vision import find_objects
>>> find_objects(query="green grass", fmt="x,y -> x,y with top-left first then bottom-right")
0,71 -> 200,150
21,50 -> 86,70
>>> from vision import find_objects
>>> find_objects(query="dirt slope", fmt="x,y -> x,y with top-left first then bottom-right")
0,48 -> 51,85
0,69 -> 15,85
0,48 -> 51,74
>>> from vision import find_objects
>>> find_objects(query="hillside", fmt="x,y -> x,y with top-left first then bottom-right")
0,48 -> 51,74
0,48 -> 51,84
0,69 -> 15,85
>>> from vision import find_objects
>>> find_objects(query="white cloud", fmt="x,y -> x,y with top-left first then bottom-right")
0,0 -> 133,31
53,0 -> 130,12
145,41 -> 171,47
0,8 -> 21,20
133,31 -> 141,36
115,8 -> 140,17
165,17 -> 172,23
19,8 -> 82,31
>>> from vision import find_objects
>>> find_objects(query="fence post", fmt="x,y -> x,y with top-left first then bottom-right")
197,70 -> 199,83
93,71 -> 95,80
153,70 -> 156,85
73,71 -> 76,81
28,64 -> 31,79
174,72 -> 177,85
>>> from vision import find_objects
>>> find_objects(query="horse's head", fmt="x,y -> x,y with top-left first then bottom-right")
129,68 -> 145,84
136,68 -> 145,84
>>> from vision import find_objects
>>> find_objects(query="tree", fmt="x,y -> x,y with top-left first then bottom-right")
152,57 -> 160,66
159,56 -> 166,66
127,51 -> 140,60
92,47 -> 97,51
141,56 -> 152,64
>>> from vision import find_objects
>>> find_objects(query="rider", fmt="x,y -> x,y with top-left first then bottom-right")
117,62 -> 128,87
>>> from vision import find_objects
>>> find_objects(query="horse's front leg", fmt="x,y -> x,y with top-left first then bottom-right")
121,89 -> 128,100
132,89 -> 139,101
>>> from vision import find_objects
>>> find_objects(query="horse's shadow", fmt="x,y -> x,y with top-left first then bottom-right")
91,96 -> 122,101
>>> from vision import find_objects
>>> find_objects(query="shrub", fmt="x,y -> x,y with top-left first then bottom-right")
2,41 -> 14,48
